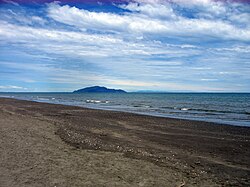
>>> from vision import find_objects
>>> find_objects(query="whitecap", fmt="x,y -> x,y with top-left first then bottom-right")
86,99 -> 108,104
181,108 -> 190,111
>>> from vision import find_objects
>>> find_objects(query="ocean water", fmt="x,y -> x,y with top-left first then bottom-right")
0,93 -> 249,127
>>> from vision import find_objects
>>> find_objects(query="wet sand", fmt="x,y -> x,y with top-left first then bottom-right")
0,98 -> 249,187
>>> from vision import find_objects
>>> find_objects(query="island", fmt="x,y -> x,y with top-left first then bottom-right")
73,86 -> 127,93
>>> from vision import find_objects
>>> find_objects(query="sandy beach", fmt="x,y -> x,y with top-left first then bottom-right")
0,98 -> 249,187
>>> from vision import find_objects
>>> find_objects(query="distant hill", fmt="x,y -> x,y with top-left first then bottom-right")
73,86 -> 127,93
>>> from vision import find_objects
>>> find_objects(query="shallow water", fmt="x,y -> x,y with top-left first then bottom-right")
1,92 -> 249,127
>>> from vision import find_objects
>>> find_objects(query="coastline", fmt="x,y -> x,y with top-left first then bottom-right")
0,98 -> 250,186
1,94 -> 249,127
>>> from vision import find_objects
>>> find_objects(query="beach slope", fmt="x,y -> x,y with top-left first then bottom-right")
0,98 -> 249,186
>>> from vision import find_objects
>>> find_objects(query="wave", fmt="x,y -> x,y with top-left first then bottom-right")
160,106 -> 250,115
189,108 -> 250,115
37,97 -> 50,101
0,95 -> 15,98
181,108 -> 190,111
86,99 -> 109,104
133,105 -> 152,108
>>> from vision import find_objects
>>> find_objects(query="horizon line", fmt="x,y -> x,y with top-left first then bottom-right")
1,91 -> 250,94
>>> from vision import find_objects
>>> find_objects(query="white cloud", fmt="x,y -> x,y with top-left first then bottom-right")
0,21 -> 122,44
170,0 -> 219,7
47,2 -> 250,41
48,3 -> 127,32
201,78 -> 218,81
0,1 -> 249,92
0,85 -> 27,90
0,20 -> 202,59
120,3 -> 176,19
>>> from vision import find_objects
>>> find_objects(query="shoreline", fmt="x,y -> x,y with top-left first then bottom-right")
1,98 -> 250,186
1,96 -> 249,128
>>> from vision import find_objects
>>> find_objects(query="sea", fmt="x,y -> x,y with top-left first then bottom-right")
0,92 -> 249,127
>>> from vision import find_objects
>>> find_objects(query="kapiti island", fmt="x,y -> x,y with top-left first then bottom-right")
73,86 -> 127,93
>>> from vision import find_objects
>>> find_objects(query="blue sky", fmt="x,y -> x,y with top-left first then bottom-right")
0,0 -> 250,92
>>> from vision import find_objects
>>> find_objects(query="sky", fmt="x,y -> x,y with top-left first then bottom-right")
0,0 -> 249,92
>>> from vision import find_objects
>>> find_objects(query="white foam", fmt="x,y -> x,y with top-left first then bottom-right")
86,99 -> 109,104
37,97 -> 50,101
181,108 -> 190,111
0,95 -> 14,98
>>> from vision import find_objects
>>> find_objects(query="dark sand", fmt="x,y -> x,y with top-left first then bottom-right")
0,98 -> 249,187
